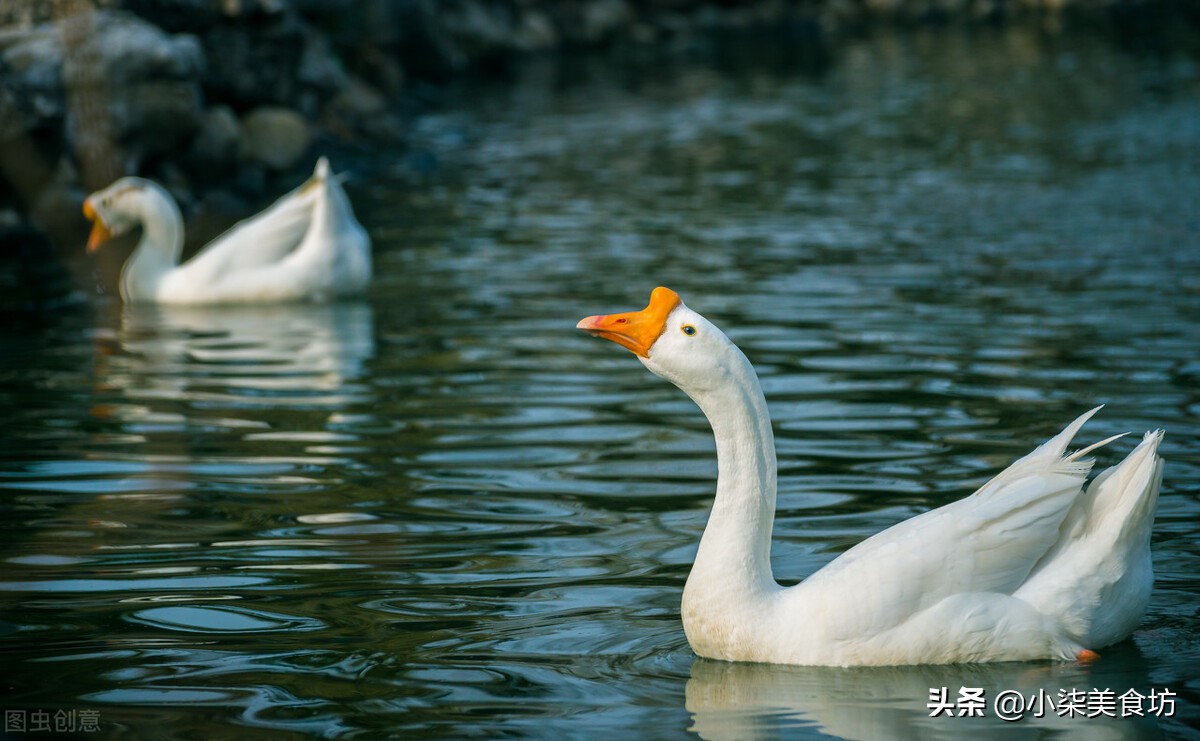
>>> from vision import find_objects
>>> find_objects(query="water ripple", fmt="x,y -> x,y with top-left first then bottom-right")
1,26 -> 1198,739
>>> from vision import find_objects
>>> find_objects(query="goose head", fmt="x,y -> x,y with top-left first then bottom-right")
577,286 -> 748,395
82,177 -> 174,254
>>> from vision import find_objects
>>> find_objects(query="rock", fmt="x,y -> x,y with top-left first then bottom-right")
290,0 -> 355,19
240,106 -> 312,170
544,0 -> 637,45
326,76 -> 405,141
123,0 -> 290,31
385,1 -> 467,81
1,1 -> 101,29
1,10 -> 205,188
863,0 -> 904,14
332,77 -> 386,117
582,0 -> 635,43
114,0 -> 225,31
436,1 -> 520,65
59,10 -> 205,184
357,46 -> 406,96
298,31 -> 349,95
60,12 -> 205,85
200,12 -> 307,108
188,104 -> 243,177
153,161 -> 194,204
0,26 -> 69,140
0,0 -> 295,33
514,9 -> 559,51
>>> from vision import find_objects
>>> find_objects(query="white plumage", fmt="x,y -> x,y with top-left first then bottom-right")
579,287 -> 1163,666
84,158 -> 371,304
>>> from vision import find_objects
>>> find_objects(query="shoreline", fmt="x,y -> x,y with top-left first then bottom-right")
0,1 -> 1195,311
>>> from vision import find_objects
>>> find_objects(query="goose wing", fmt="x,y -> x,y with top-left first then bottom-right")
1015,430 -> 1163,645
798,408 -> 1108,639
173,160 -> 330,287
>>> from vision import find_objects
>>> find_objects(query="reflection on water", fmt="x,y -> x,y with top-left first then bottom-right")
101,302 -> 375,415
687,653 -> 1165,740
2,23 -> 1199,739
2,301 -> 377,592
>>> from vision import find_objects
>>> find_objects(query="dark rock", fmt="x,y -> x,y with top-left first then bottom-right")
200,11 -> 306,109
298,30 -> 349,94
0,1 -> 114,29
331,77 -> 386,118
55,11 -> 205,185
1,7 -> 206,237
355,46 -> 406,97
0,26 -> 68,140
389,1 -> 472,81
513,10 -> 559,51
325,77 -> 405,142
121,0 -> 288,32
61,11 -> 204,82
187,104 -> 243,178
581,0 -> 636,44
117,0 -> 226,30
437,1 -> 521,61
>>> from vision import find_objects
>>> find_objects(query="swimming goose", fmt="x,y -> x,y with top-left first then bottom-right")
577,286 -> 1164,666
84,157 -> 371,304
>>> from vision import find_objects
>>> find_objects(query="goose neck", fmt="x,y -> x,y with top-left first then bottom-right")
121,190 -> 183,301
689,360 -> 778,593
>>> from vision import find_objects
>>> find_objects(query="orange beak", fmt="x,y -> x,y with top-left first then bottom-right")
577,286 -> 681,357
83,199 -> 112,254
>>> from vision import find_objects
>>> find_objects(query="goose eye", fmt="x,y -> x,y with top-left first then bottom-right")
682,325 -> 696,336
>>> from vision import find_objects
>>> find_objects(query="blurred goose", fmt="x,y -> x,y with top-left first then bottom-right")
84,157 -> 371,304
578,287 -> 1164,666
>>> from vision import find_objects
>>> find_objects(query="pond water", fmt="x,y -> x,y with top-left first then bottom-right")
2,23 -> 1199,739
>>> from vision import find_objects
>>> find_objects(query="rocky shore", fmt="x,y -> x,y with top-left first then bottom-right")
0,0 -> 1193,310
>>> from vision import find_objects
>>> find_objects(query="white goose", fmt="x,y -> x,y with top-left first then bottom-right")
578,287 -> 1164,666
84,158 -> 371,304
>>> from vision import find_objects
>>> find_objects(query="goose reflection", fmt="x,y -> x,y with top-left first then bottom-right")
91,303 -> 374,441
100,302 -> 376,414
40,303 -> 382,575
686,651 -> 1162,740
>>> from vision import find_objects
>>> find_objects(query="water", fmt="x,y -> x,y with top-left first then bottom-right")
3,24 -> 1199,739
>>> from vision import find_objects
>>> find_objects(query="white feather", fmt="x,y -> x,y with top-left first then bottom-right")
86,157 -> 372,304
596,291 -> 1165,666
